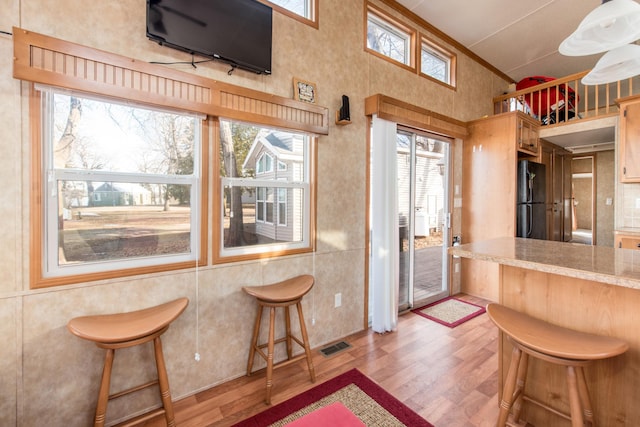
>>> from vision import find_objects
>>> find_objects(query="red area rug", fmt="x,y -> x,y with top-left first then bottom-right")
232,368 -> 433,426
412,297 -> 486,328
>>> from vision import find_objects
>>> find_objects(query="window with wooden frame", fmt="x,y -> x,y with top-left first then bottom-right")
34,86 -> 206,286
218,120 -> 314,260
260,0 -> 318,28
420,36 -> 456,88
14,27 -> 327,288
365,3 -> 416,71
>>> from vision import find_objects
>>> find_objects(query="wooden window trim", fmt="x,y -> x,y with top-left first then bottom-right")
13,27 -> 326,288
258,0 -> 319,29
364,3 -> 417,73
211,119 -> 318,265
29,87 -> 210,289
419,34 -> 457,90
364,93 -> 467,139
12,27 -> 329,136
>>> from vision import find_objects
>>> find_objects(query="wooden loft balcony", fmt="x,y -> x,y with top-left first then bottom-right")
494,71 -> 640,129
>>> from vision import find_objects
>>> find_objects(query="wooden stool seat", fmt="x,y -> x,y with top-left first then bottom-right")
243,275 -> 316,404
68,298 -> 189,427
242,274 -> 314,303
487,303 -> 628,427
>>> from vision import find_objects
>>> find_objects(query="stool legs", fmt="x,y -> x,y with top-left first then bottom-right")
511,352 -> 529,422
296,301 -> 316,383
576,366 -> 594,426
246,299 -> 316,405
153,336 -> 176,427
265,306 -> 277,404
285,306 -> 292,359
498,345 -> 597,427
247,305 -> 264,376
95,349 -> 116,427
498,346 -> 523,427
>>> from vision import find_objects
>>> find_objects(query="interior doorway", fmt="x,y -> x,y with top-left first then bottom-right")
571,155 -> 594,245
396,128 -> 451,311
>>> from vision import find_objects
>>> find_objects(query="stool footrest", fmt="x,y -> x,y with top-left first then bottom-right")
255,335 -> 306,353
116,407 -> 167,427
249,352 -> 310,375
522,395 -> 572,422
109,379 -> 159,400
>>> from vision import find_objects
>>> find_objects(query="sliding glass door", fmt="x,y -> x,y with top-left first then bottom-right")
396,129 -> 451,311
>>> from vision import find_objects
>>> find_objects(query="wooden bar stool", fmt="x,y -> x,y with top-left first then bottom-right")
67,298 -> 189,427
243,275 -> 316,404
486,303 -> 628,427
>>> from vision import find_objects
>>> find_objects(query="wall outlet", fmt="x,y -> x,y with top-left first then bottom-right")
334,293 -> 342,308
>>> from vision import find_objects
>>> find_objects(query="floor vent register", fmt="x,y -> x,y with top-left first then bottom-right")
319,341 -> 351,357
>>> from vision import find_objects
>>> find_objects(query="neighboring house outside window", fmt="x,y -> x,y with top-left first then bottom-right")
220,120 -> 310,257
39,87 -> 201,281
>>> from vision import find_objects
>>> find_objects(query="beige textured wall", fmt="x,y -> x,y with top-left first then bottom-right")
595,150 -> 615,246
0,0 -> 509,425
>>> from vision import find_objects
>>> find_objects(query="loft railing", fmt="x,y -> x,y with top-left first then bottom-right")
493,71 -> 640,127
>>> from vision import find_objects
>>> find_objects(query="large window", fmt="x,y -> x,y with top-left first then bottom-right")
219,120 -> 312,258
38,87 -> 202,281
420,37 -> 456,87
366,5 -> 415,69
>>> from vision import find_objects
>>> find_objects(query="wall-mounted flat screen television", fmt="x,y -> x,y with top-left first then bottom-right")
146,0 -> 272,75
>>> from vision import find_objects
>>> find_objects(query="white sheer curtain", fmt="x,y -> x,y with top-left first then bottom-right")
369,115 -> 399,333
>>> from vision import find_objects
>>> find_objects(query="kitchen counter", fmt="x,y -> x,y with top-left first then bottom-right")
451,237 -> 640,426
450,236 -> 640,289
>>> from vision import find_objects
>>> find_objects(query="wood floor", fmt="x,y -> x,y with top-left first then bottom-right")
136,294 -> 499,427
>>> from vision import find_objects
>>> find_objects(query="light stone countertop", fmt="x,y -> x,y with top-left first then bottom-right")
449,237 -> 640,290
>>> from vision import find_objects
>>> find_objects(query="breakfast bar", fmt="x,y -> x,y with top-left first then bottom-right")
450,237 -> 640,426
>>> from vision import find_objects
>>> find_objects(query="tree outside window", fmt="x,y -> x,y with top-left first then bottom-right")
41,88 -> 201,279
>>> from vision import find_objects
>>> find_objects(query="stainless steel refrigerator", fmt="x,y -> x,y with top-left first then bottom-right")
517,160 -> 546,239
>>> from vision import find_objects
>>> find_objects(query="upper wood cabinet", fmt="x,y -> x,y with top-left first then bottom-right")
517,114 -> 540,156
619,95 -> 640,182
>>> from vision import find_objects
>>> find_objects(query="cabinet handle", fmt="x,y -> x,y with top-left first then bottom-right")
637,243 -> 640,248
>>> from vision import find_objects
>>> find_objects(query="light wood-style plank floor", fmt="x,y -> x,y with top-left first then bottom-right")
134,294 -> 499,427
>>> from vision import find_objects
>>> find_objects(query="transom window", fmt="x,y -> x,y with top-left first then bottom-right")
420,38 -> 456,87
220,120 -> 311,257
39,87 -> 202,280
366,6 -> 415,68
262,0 -> 317,26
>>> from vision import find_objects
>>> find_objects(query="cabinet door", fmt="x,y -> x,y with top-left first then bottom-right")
518,117 -> 540,155
620,100 -> 640,182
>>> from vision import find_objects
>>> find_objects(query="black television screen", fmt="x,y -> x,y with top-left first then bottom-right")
147,0 -> 272,74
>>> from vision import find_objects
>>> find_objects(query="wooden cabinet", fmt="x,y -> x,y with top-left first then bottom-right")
461,111 -> 520,300
517,114 -> 540,156
615,234 -> 640,250
618,95 -> 640,182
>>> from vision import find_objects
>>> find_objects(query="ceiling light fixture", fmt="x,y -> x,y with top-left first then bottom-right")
559,0 -> 640,56
581,43 -> 640,84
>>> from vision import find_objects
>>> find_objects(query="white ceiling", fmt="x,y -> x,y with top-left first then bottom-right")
395,0 -> 615,83
395,0 -> 632,150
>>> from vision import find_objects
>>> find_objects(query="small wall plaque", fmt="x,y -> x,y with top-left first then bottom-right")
293,77 -> 317,103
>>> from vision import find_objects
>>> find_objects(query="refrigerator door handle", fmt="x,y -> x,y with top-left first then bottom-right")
527,204 -> 533,238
